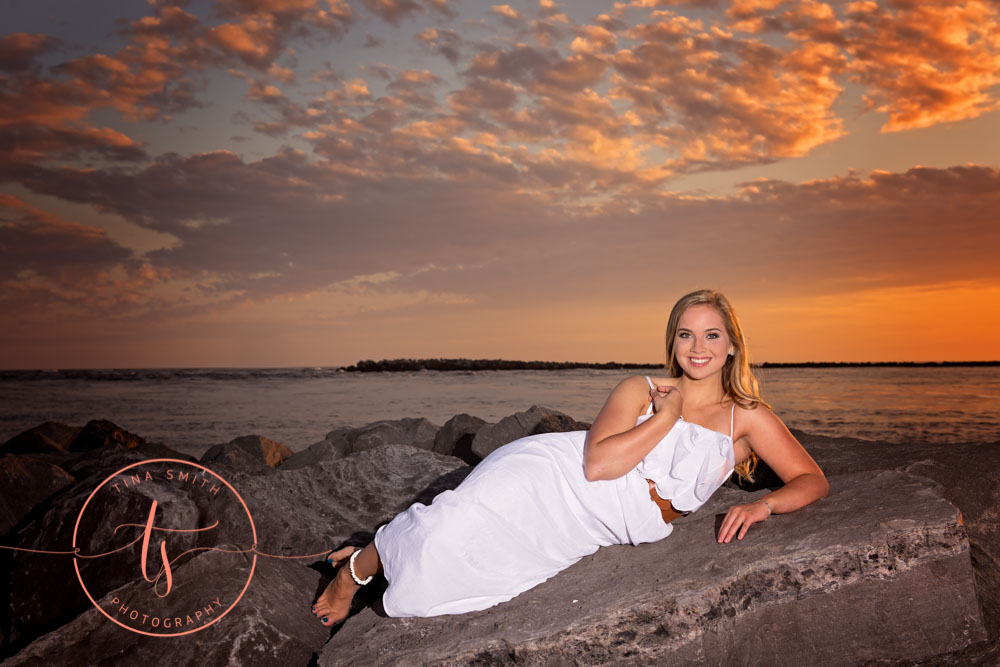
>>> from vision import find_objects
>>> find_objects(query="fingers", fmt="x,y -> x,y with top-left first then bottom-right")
717,508 -> 740,544
717,502 -> 768,544
649,386 -> 681,412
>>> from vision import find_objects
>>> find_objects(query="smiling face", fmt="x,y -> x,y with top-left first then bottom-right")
673,304 -> 734,380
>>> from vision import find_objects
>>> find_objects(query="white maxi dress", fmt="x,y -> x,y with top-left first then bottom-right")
373,377 -> 736,617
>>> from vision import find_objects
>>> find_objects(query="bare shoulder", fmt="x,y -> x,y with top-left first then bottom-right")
644,374 -> 679,389
600,374 -> 648,396
736,403 -> 822,483
588,375 -> 651,438
736,401 -> 786,430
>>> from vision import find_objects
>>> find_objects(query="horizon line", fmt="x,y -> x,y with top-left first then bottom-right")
1,359 -> 999,373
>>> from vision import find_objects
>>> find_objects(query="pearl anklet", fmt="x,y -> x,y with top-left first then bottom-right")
349,549 -> 373,586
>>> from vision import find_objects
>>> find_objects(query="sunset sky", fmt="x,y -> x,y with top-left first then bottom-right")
2,0 -> 999,368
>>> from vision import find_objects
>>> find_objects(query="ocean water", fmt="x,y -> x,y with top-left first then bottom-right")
0,367 -> 997,459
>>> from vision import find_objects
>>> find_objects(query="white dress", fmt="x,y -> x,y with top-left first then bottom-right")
373,377 -> 736,617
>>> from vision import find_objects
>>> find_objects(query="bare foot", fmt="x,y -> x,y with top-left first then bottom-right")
312,546 -> 360,627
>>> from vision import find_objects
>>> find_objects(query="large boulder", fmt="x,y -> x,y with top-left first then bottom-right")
320,470 -> 982,666
201,434 -> 294,475
1,550 -> 329,666
1,443 -> 468,663
0,430 -> 198,656
797,432 -> 1000,665
1,445 -> 207,653
471,406 -> 589,459
281,418 -> 439,470
219,445 -> 470,562
57,436 -> 196,481
432,413 -> 486,464
68,419 -> 146,452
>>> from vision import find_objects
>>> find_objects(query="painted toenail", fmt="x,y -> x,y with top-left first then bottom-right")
322,617 -> 328,623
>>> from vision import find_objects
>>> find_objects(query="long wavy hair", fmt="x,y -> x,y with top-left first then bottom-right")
664,289 -> 768,482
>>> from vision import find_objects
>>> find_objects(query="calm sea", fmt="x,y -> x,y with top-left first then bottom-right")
1,367 -> 997,459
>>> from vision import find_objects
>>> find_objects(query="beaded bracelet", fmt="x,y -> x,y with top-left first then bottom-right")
760,499 -> 773,517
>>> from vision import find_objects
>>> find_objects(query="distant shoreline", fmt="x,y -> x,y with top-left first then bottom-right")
1,360 -> 998,375
343,358 -> 1000,372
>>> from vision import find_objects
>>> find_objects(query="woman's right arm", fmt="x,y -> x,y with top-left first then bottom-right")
583,376 -> 682,481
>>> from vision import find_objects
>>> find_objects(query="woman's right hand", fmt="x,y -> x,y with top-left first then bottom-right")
585,376 -> 684,481
650,384 -> 683,415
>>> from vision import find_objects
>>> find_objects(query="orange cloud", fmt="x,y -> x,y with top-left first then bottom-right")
570,25 -> 618,54
0,32 -> 52,72
720,0 -> 1000,131
843,0 -> 1000,131
491,4 -> 524,25
612,14 -> 847,167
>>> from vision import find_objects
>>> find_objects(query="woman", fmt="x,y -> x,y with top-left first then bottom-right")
312,289 -> 828,625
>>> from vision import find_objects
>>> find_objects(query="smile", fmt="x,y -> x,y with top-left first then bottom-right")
689,357 -> 712,366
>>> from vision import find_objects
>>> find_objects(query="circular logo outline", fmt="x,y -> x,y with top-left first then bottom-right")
73,458 -> 258,637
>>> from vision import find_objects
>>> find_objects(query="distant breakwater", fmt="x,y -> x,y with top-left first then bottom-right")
343,358 -> 1000,372
343,359 -> 663,372
1,359 -> 997,379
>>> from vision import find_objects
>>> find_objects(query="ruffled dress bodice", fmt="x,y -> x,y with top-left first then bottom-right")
633,413 -> 736,513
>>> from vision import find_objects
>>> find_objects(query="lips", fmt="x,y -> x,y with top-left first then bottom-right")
688,357 -> 712,367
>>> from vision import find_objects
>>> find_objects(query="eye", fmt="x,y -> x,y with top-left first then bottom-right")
707,333 -> 719,339
678,332 -> 691,338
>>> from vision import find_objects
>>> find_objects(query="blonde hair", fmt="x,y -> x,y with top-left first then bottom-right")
664,289 -> 768,482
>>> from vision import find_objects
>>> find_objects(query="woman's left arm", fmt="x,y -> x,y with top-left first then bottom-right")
717,407 -> 829,544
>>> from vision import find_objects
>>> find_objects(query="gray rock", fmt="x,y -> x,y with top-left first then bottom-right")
1,550 -> 329,667
225,445 -> 470,561
58,437 -> 196,481
1,444 -> 468,663
798,432 -> 1000,661
320,470 -> 983,666
281,418 -> 439,470
341,418 -> 439,455
432,413 -> 486,464
2,445 -> 209,652
4,413 -> 999,667
471,406 -> 590,460
201,434 -> 294,475
67,419 -> 146,452
278,437 -> 343,471
0,454 -> 75,535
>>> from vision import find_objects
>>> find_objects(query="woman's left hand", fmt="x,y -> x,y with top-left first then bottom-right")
717,499 -> 771,543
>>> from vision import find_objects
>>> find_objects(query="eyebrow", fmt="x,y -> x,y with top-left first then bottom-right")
678,327 -> 723,332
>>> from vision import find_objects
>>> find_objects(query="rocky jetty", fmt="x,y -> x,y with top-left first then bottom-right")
343,358 -> 660,372
0,413 -> 997,666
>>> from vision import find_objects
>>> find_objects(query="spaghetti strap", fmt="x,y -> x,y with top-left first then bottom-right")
730,402 -> 735,440
644,376 -> 655,416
